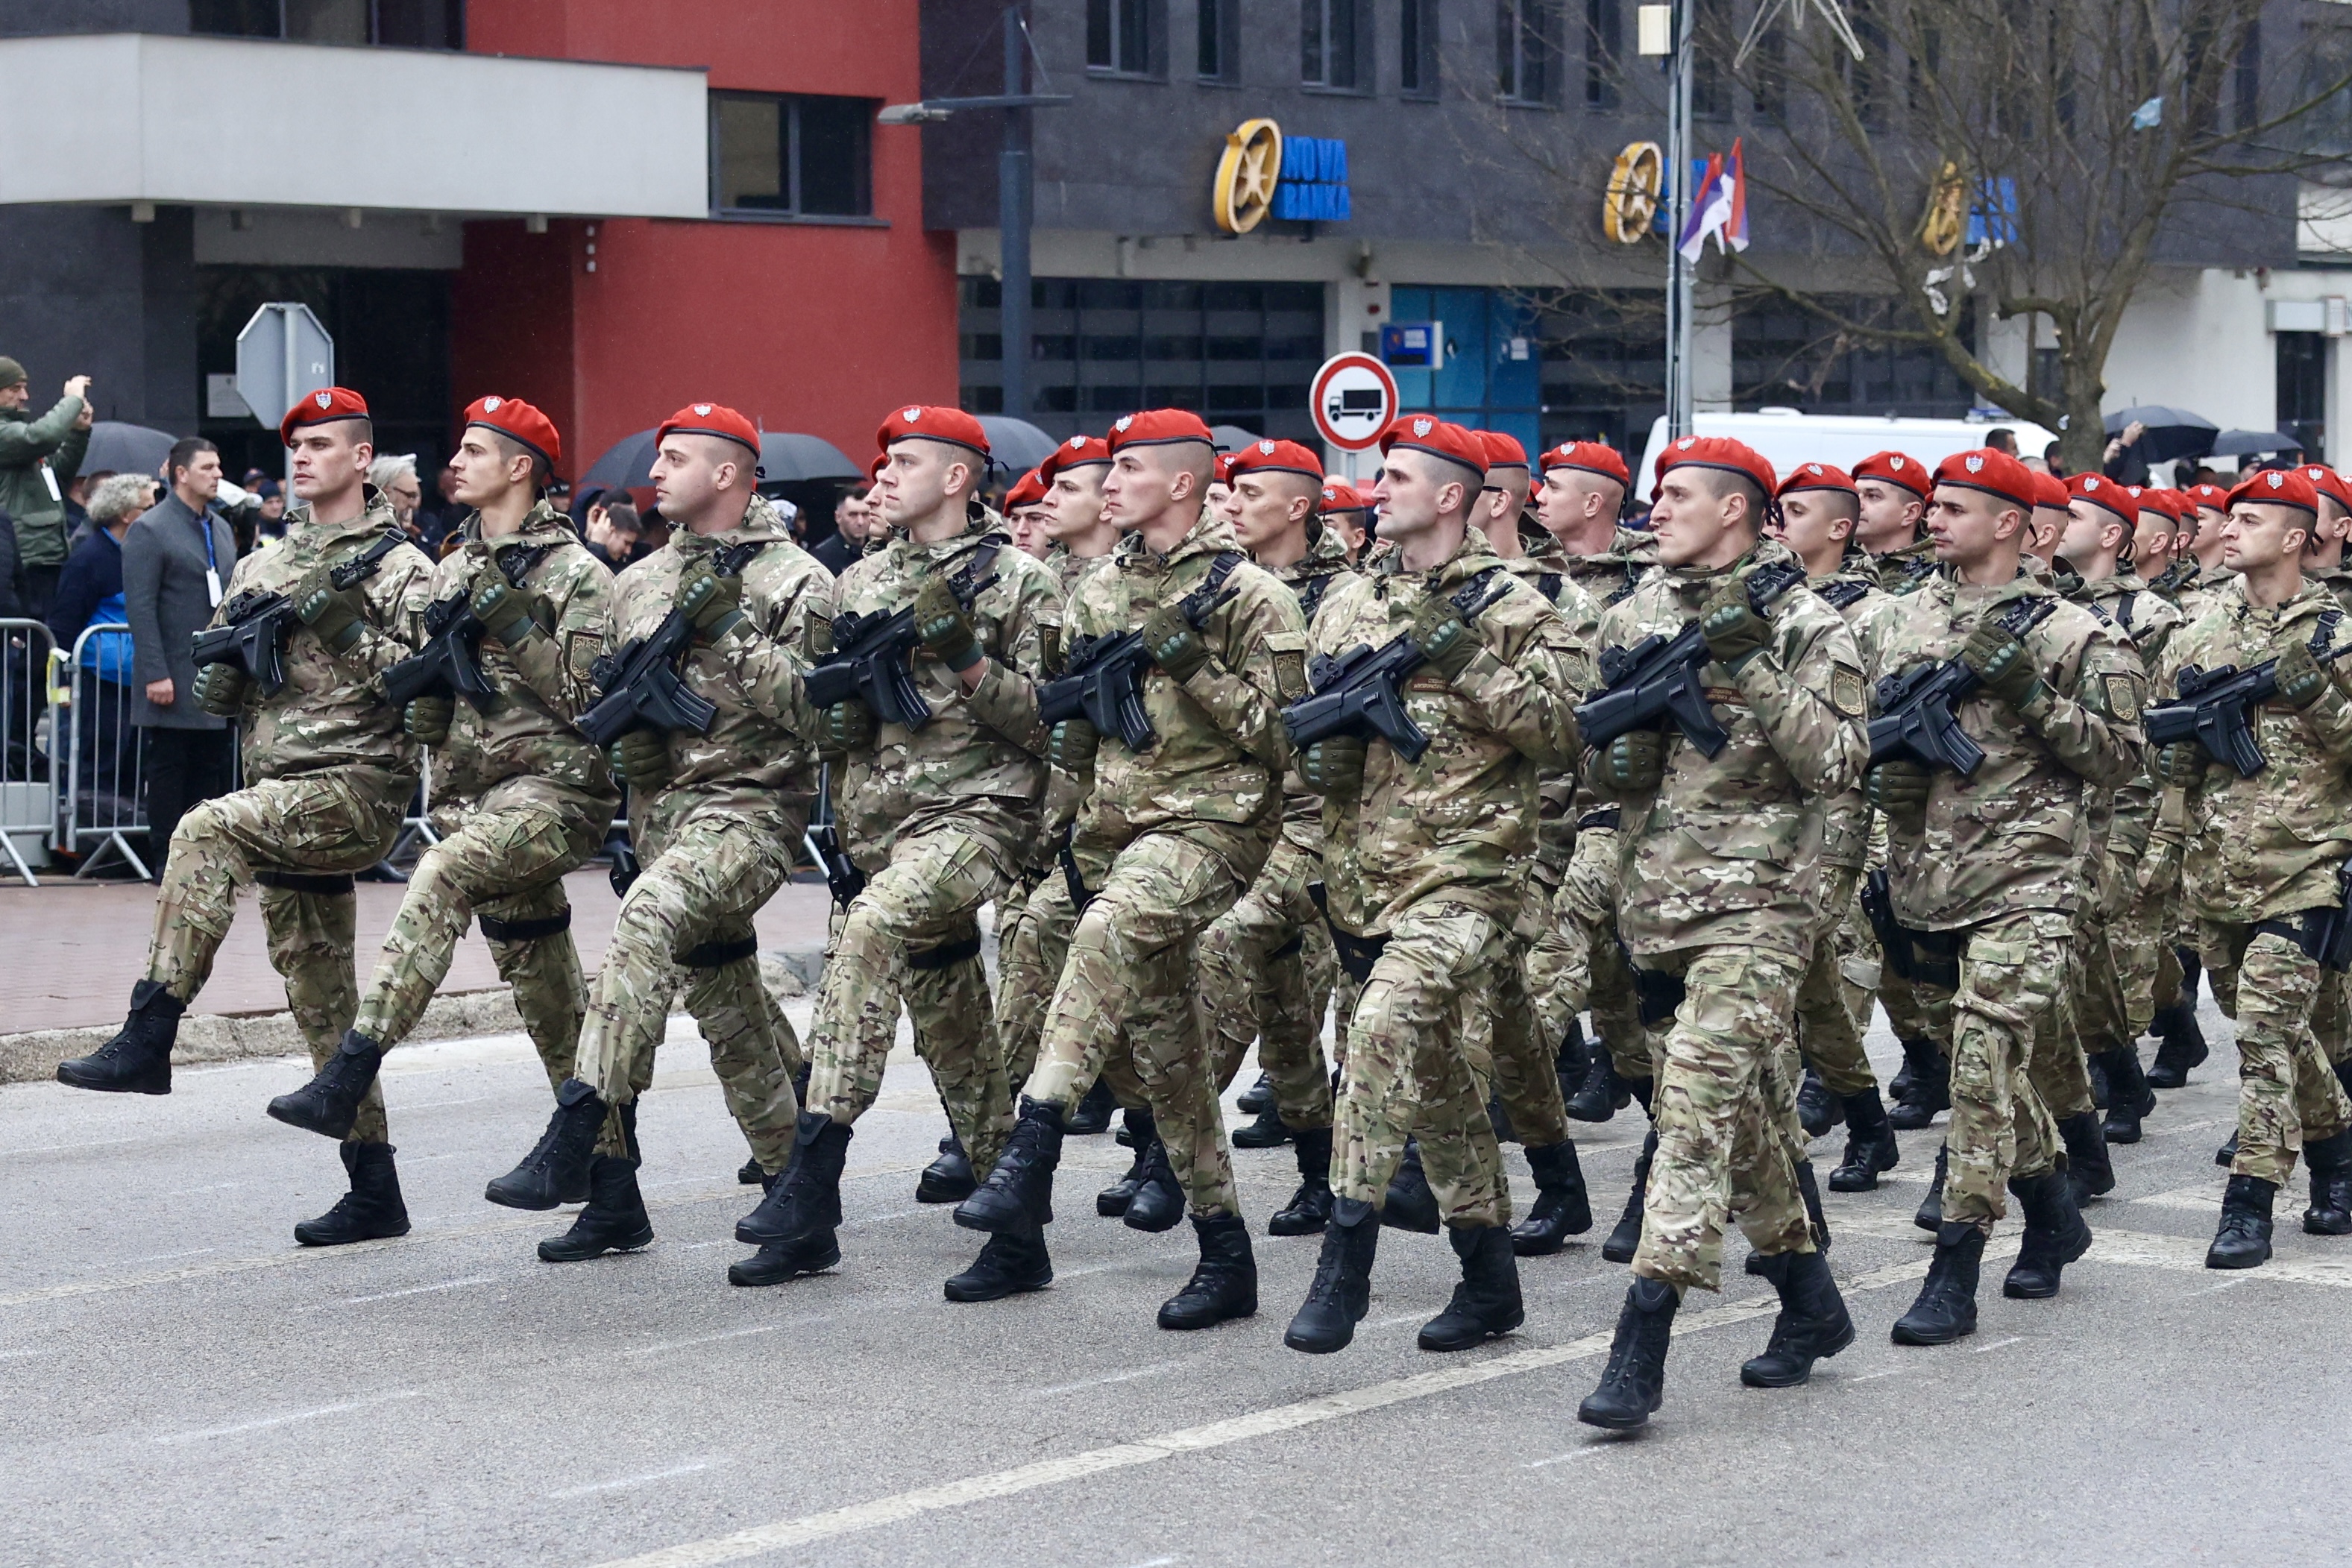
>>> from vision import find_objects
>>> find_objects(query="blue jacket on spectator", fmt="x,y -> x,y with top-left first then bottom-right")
47,523 -> 128,678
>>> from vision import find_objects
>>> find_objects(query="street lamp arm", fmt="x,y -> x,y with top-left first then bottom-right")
876,94 -> 1073,125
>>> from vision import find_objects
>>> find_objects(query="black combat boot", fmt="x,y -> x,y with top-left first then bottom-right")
2098,1045 -> 2157,1142
2302,1129 -> 2352,1235
485,1078 -> 606,1209
1600,1130 -> 1657,1264
1418,1224 -> 1524,1351
1097,1108 -> 1155,1217
56,980 -> 183,1095
1510,1142 -> 1593,1256
294,1142 -> 411,1246
1555,1017 -> 1589,1106
2147,969 -> 2209,1089
943,1224 -> 1053,1302
538,1155 -> 654,1262
1886,1036 -> 1950,1129
2058,1111 -> 2115,1203
1914,1143 -> 1949,1232
1890,1221 -> 1986,1345
2206,1174 -> 2277,1269
1740,1249 -> 1855,1388
1887,1044 -> 1916,1104
1752,1159 -> 1832,1277
917,1131 -> 975,1203
1066,1077 -> 1117,1135
1827,1087 -> 1900,1192
1158,1213 -> 1257,1330
1236,1071 -> 1275,1115
1124,1134 -> 1184,1233
1284,1197 -> 1379,1353
736,1110 -> 852,1247
956,1097 -> 1063,1234
2216,1130 -> 2240,1167
1230,1103 -> 1292,1149
1796,1069 -> 1841,1139
2003,1169 -> 2092,1298
736,1156 -> 765,1186
1577,1276 -> 1679,1430
1565,1051 -> 1632,1123
1268,1124 -> 1336,1236
1381,1139 -> 1441,1233
268,1029 -> 385,1139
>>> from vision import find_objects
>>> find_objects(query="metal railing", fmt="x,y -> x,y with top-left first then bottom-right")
0,617 -> 57,886
62,622 -> 150,880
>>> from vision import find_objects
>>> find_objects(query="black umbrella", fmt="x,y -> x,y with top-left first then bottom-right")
583,428 -> 864,491
2207,428 -> 2302,459
2103,404 -> 2218,465
81,421 -> 179,478
580,428 -> 660,491
977,416 -> 1059,475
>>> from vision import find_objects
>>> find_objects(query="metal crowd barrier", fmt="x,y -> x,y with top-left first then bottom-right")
0,617 -> 57,886
62,622 -> 150,881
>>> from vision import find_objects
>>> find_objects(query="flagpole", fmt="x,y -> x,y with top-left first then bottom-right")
1665,0 -> 1695,440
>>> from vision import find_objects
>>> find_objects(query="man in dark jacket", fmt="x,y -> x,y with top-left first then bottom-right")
125,438 -> 239,866
0,359 -> 92,617
46,472 -> 151,824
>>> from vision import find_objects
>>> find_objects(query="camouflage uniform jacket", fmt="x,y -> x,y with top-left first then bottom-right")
1027,544 -> 1119,861
1811,558 -> 1907,873
1878,566 -> 2145,931
1555,526 -> 1656,642
718,507 -> 1057,863
611,496 -> 830,822
210,492 -> 434,784
1265,526 -> 1360,886
1061,509 -> 1302,850
1313,532 -> 1589,939
2147,557 -> 2199,603
1872,535 -> 1940,597
2175,564 -> 2239,624
1594,538 -> 1868,960
2160,577 -> 2352,922
2067,569 -> 2178,878
1493,539 -> 1603,889
418,502 -> 617,810
2313,562 -> 2352,617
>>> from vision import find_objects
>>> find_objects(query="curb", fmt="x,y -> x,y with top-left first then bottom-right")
0,945 -> 827,1087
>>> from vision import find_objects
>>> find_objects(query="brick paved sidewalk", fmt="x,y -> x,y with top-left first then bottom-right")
0,869 -> 834,1033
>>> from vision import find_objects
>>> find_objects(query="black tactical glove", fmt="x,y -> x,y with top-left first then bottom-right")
1409,595 -> 1480,682
676,561 -> 745,643
1865,760 -> 1932,816
1048,718 -> 1100,772
471,576 -> 541,648
610,729 -> 673,792
914,573 -> 984,673
1699,573 -> 1772,672
2155,742 -> 2206,789
1960,617 -> 2043,708
403,693 -> 454,745
292,567 -> 364,654
2276,636 -> 2330,711
1140,602 -> 1213,683
821,701 -> 875,751
193,661 -> 249,717
1299,735 -> 1367,796
1600,731 -> 1665,792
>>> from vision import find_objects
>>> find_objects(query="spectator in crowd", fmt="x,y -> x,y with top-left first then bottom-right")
46,472 -> 154,816
1984,426 -> 2019,456
2102,418 -> 2151,484
0,502 -> 24,620
812,484 -> 869,574
251,479 -> 287,544
546,476 -> 573,516
124,437 -> 239,871
63,470 -> 118,554
582,495 -> 642,570
635,504 -> 671,557
370,453 -> 425,541
0,361 -> 92,617
2043,439 -> 2066,476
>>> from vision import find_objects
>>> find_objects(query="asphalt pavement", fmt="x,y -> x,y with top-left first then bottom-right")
2,994 -> 2345,1567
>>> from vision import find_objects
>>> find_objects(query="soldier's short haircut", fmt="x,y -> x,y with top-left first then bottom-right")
485,429 -> 552,485
1693,465 -> 1767,518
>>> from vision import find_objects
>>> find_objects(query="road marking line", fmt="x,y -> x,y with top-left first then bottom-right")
153,1388 -> 421,1444
590,1256 -> 1952,1568
0,1133 -> 159,1159
624,1320 -> 826,1358
551,1460 -> 725,1499
1837,1213 -> 2352,1291
344,1274 -> 497,1305
1521,1448 -> 1607,1469
111,1246 -> 216,1267
1970,1335 -> 2022,1353
1036,1360 -> 1187,1397
1847,1367 -> 1909,1382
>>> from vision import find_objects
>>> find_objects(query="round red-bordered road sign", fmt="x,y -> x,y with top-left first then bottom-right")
1309,352 -> 1400,453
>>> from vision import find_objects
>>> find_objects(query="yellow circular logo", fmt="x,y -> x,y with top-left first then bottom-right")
1213,119 -> 1284,235
1603,142 -> 1662,245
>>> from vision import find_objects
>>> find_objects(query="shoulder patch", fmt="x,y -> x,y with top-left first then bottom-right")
1265,629 -> 1309,703
2101,671 -> 2141,724
1830,661 -> 1868,719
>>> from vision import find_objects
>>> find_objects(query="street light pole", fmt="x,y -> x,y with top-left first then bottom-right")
1665,0 -> 1694,440
999,4 -> 1034,424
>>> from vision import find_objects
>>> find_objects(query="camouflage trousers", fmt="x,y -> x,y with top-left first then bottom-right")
1626,944 -> 1812,1294
1562,820 -> 1647,1079
1458,877 -> 1573,1150
2023,922 -> 2097,1123
1913,910 -> 2069,1229
1331,899 -> 1519,1230
2110,875 -> 2172,1042
1793,863 -> 1878,1098
1523,867 -> 1584,1057
1199,843 -> 1335,1128
572,795 -> 803,1176
148,764 -> 411,1146
1027,825 -> 1262,1220
997,851 -> 1145,1109
806,811 -> 1019,1177
2198,921 -> 2352,1186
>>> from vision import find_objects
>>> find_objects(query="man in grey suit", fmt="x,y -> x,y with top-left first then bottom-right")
123,438 -> 239,869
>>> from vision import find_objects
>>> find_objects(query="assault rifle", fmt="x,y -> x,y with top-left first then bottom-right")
1037,554 -> 1242,752
1858,867 -> 1960,989
2143,621 -> 2351,777
1573,560 -> 1808,758
1867,597 -> 2058,775
802,555 -> 999,732
381,591 -> 497,711
189,530 -> 405,696
806,768 -> 866,907
1280,570 -> 1508,762
576,540 -> 767,746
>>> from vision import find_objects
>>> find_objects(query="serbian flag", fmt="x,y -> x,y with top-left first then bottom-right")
1676,151 -> 1728,262
1722,137 -> 1749,252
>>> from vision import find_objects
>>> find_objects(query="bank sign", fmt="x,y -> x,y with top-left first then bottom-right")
1213,120 -> 1352,233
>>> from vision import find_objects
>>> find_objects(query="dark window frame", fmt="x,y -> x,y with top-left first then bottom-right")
189,0 -> 465,48
1497,0 -> 1563,107
1088,0 -> 1167,79
1400,0 -> 1441,98
1301,0 -> 1374,92
708,91 -> 877,222
1582,0 -> 1618,110
1197,0 -> 1242,82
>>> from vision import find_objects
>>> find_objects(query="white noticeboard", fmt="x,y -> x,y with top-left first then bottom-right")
1310,351 -> 1399,453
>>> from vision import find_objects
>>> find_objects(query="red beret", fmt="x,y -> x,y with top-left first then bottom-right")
2031,470 -> 2069,511
1776,462 -> 1856,499
1004,467 -> 1048,510
1658,434 -> 1777,500
658,402 -> 761,459
1227,437 -> 1324,483
1213,453 -> 1239,485
279,385 -> 370,446
1107,408 -> 1217,452
2067,473 -> 2137,525
1931,447 -> 2035,512
2123,484 -> 2175,522
878,404 -> 989,459
1038,434 -> 1111,485
866,450 -> 887,482
1852,450 -> 1929,498
1380,415 -> 1488,482
2228,467 -> 2321,516
1539,441 -> 1630,488
1475,429 -> 1529,473
462,394 -> 561,470
2186,482 -> 2230,512
2295,464 -> 2351,512
1319,479 -> 1370,514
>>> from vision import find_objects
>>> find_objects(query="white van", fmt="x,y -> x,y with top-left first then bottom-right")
1635,409 -> 2058,494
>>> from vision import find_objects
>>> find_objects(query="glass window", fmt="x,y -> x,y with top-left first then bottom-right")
1497,0 -> 1561,105
1198,0 -> 1239,81
1400,0 -> 1439,96
1303,0 -> 1366,90
711,93 -> 872,218
1583,0 -> 1618,109
1087,0 -> 1160,77
190,1 -> 462,46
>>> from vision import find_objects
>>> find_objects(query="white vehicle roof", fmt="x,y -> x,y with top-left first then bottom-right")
1635,409 -> 2058,493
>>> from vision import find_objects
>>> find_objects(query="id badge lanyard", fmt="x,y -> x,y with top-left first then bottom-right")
200,508 -> 222,606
